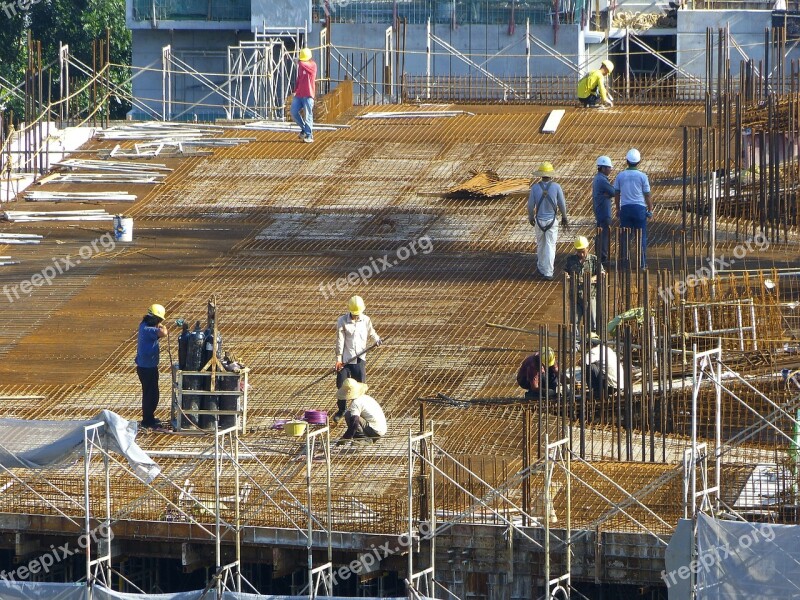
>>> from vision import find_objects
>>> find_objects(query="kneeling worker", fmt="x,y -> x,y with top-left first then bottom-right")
585,335 -> 624,398
577,60 -> 614,108
517,347 -> 559,398
337,378 -> 387,442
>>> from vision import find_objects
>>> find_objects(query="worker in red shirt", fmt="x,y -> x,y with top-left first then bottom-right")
291,47 -> 317,143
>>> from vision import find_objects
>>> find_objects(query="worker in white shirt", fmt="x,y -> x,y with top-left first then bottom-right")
333,295 -> 381,422
336,378 -> 387,442
585,335 -> 624,399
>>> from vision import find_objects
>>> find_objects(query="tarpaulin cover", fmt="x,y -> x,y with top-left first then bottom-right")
0,409 -> 159,483
696,512 -> 800,599
0,583 -> 417,600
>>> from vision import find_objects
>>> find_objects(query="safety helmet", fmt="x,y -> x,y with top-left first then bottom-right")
147,304 -> 166,320
574,236 -> 590,251
601,60 -> 614,74
299,48 -> 313,62
534,162 -> 555,178
540,347 -> 555,367
348,295 -> 366,316
596,155 -> 613,168
626,148 -> 641,164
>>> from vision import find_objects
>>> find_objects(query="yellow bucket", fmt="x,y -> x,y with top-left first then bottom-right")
284,420 -> 307,437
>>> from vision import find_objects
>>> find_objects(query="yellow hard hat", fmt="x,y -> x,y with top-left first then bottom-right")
348,295 -> 366,316
147,304 -> 166,320
601,60 -> 614,74
534,162 -> 555,178
540,347 -> 555,367
574,236 -> 590,251
299,48 -> 313,62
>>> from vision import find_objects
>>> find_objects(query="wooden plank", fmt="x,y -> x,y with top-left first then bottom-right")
541,109 -> 566,134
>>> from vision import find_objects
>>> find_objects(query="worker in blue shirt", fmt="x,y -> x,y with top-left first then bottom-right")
136,304 -> 167,429
593,156 -> 615,263
614,149 -> 653,269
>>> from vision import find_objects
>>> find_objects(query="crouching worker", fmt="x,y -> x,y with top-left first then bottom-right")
585,334 -> 624,398
517,347 -> 559,399
337,378 -> 387,443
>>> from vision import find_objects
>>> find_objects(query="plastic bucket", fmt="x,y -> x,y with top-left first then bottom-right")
284,420 -> 307,437
113,215 -> 133,242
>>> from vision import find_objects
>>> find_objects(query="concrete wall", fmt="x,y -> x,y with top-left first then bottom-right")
131,29 -> 255,120
130,22 -> 584,118
677,9 -> 800,78
328,22 -> 581,78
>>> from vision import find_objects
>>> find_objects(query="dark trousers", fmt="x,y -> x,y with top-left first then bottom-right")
343,413 -> 381,439
137,366 -> 160,425
620,204 -> 648,268
335,359 -> 366,415
595,219 -> 610,262
575,296 -> 597,334
589,363 -> 607,398
579,94 -> 599,107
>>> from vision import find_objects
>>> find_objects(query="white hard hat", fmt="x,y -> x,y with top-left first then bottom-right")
626,148 -> 641,164
596,156 -> 613,168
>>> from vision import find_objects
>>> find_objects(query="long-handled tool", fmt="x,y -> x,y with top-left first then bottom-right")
304,336 -> 391,389
486,322 -> 559,338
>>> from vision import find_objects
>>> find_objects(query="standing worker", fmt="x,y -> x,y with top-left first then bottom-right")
291,47 -> 317,143
593,156 -> 615,263
527,161 -> 569,281
614,148 -> 653,269
565,236 -> 604,335
577,60 -> 614,108
336,378 -> 388,443
333,295 -> 381,422
136,304 -> 167,429
517,347 -> 559,398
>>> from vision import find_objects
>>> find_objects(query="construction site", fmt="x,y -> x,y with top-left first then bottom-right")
1,0 -> 800,599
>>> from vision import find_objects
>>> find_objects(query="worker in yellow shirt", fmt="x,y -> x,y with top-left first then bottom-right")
577,60 -> 614,108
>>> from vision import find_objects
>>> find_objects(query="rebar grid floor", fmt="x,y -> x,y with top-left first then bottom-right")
0,103 -> 797,536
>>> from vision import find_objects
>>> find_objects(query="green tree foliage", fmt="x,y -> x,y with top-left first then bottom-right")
0,0 -> 131,120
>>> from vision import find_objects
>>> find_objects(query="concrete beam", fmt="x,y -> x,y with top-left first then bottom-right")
182,543 -> 214,573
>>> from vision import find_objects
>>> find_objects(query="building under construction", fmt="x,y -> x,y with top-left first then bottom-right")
1,1 -> 800,599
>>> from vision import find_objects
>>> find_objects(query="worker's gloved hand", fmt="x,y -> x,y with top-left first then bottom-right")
375,338 -> 382,347
561,217 -> 569,229
646,210 -> 653,219
335,361 -> 344,371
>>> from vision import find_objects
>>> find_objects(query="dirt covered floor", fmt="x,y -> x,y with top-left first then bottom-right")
1,102 -> 791,533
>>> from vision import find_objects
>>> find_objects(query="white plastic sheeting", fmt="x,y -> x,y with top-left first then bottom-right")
695,512 -> 800,599
0,410 -> 159,483
0,584 -> 413,600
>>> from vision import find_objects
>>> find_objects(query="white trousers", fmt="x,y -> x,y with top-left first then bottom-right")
535,220 -> 559,277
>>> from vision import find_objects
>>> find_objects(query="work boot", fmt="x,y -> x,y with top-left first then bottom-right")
333,410 -> 345,424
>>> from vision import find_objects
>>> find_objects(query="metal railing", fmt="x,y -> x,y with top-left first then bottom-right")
132,0 -> 250,22
314,0 -> 572,26
403,74 -> 710,104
